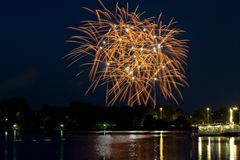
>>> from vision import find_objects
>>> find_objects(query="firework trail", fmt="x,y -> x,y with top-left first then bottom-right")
66,0 -> 188,107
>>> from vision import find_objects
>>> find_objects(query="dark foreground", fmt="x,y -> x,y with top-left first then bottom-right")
0,132 -> 240,160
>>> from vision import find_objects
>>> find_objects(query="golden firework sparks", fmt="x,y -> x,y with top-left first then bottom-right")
66,0 -> 188,107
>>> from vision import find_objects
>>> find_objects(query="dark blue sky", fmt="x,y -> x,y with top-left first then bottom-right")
0,0 -> 240,113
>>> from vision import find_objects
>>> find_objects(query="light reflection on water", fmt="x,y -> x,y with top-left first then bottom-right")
218,137 -> 221,159
95,135 -> 113,159
198,136 -> 238,160
159,132 -> 163,160
207,137 -> 211,160
229,137 -> 237,160
198,137 -> 202,160
0,132 -> 240,160
93,133 -> 194,160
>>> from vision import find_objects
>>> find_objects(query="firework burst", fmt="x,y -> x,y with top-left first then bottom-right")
66,0 -> 188,107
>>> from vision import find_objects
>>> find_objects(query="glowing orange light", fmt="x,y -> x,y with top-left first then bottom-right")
66,0 -> 188,106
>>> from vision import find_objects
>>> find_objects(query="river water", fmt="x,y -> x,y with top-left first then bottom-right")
0,132 -> 239,160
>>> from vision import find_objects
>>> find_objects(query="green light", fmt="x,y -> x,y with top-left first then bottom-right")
12,123 -> 20,130
60,123 -> 65,128
99,122 -> 110,130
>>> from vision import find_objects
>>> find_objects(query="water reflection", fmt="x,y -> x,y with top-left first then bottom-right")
4,131 -> 8,160
129,134 -> 137,159
229,137 -> 237,160
159,132 -> 163,160
60,141 -> 64,160
94,133 -> 240,160
198,136 -> 239,160
207,137 -> 211,160
95,135 -> 113,159
95,134 -> 157,160
94,132 -> 194,160
1,133 -> 240,160
13,143 -> 16,160
198,137 -> 202,160
218,137 -> 221,159
190,134 -> 195,159
4,131 -> 17,160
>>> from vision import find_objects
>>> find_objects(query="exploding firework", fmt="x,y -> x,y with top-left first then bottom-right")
66,0 -> 188,107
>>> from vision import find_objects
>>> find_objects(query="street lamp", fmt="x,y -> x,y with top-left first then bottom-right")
230,106 -> 238,124
60,124 -> 65,129
12,123 -> 20,141
59,123 -> 65,140
206,107 -> 210,124
229,108 -> 233,124
234,107 -> 240,124
160,107 -> 163,119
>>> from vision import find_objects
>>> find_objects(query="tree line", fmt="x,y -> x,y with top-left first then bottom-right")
0,97 -> 238,132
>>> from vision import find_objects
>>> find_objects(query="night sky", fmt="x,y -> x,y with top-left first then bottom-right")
1,0 -> 240,113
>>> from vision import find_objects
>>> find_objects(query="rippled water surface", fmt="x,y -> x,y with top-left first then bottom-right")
0,132 -> 240,160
